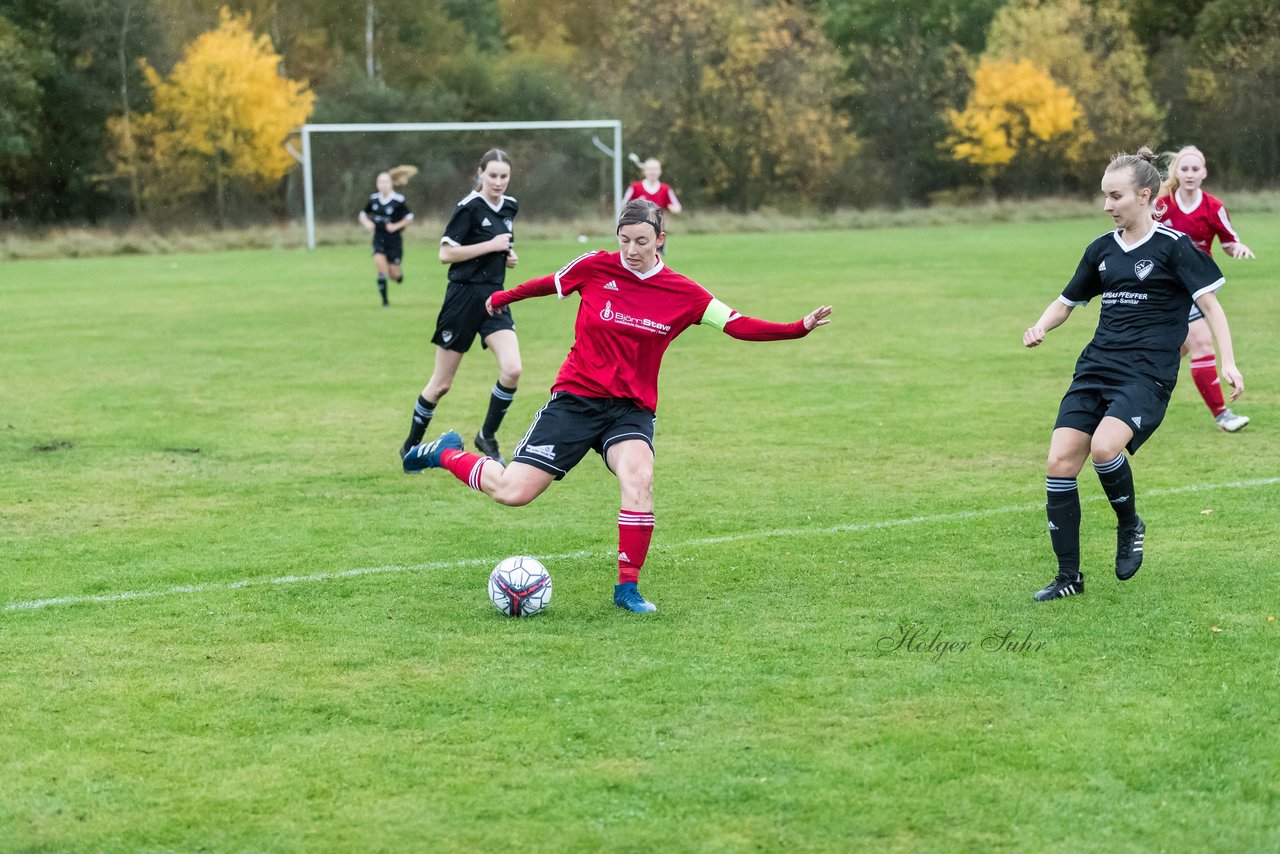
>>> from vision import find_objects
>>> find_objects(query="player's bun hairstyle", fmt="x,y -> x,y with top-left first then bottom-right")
1106,146 -> 1164,215
1158,145 -> 1206,200
617,199 -> 664,236
478,148 -> 511,171
388,165 -> 418,187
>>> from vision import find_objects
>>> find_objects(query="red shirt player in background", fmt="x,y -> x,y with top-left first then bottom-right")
403,199 -> 832,613
622,157 -> 682,254
1157,145 -> 1254,432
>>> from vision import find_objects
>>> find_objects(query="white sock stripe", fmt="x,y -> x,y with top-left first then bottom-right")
1093,455 -> 1126,474
414,404 -> 434,417
490,386 -> 516,401
467,458 -> 488,490
8,476 -> 1277,613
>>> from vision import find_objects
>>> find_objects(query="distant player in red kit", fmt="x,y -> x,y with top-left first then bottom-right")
1157,145 -> 1254,432
403,199 -> 832,613
622,157 -> 682,254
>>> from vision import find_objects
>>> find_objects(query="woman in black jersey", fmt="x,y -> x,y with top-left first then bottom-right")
358,167 -> 415,306
1023,147 -> 1244,602
399,149 -> 522,464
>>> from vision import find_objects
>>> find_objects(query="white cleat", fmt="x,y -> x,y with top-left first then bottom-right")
1215,409 -> 1250,433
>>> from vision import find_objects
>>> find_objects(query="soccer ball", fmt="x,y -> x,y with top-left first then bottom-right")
488,556 -> 552,617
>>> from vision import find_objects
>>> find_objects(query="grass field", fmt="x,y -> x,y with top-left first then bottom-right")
2,218 -> 1277,851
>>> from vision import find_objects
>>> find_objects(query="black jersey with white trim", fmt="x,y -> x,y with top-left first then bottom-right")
361,192 -> 413,234
441,191 -> 519,285
1060,224 -> 1224,385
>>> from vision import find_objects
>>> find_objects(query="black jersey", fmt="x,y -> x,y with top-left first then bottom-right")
362,192 -> 413,234
441,191 -> 519,285
1060,224 -> 1224,385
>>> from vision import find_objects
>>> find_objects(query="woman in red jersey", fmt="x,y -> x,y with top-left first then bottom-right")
622,157 -> 682,254
404,199 -> 832,613
1157,145 -> 1254,432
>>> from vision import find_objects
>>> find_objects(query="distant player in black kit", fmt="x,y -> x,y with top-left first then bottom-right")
399,149 -> 521,464
358,166 -> 416,306
1023,147 -> 1244,602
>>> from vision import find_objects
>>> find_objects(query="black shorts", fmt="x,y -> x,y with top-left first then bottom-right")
431,282 -> 515,352
372,231 -> 403,264
1054,375 -> 1173,454
511,393 -> 656,480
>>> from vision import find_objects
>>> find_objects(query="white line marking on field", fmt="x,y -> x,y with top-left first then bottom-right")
5,477 -> 1277,614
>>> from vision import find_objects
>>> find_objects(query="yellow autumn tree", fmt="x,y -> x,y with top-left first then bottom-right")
946,58 -> 1083,180
108,7 -> 312,226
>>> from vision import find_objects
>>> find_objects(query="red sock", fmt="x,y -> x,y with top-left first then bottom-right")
1190,355 -> 1226,416
618,509 -> 655,584
440,449 -> 492,492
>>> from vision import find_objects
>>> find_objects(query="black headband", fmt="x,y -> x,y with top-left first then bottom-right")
617,217 -> 663,234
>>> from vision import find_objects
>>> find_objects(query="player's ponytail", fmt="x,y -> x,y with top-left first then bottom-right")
388,164 -> 418,187
1107,147 -> 1164,215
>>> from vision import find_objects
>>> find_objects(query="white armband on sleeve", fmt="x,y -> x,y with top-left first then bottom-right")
700,298 -> 739,331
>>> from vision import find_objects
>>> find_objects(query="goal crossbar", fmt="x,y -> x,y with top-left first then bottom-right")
300,119 -> 624,250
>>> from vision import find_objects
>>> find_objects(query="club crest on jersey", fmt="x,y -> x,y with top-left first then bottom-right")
503,218 -> 513,231
1134,260 -> 1154,280
600,300 -> 615,321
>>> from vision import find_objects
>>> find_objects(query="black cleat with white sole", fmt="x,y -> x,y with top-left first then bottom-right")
1115,517 -> 1145,580
473,431 -> 506,466
1034,571 -> 1084,602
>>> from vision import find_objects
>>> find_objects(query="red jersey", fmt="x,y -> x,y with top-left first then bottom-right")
624,180 -> 676,209
1157,190 -> 1241,255
550,251 -> 714,412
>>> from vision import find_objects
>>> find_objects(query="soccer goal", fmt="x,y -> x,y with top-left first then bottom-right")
298,120 -> 624,250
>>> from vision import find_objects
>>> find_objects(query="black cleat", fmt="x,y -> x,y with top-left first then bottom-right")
1115,517 -> 1145,580
473,431 -> 506,465
1034,571 -> 1084,602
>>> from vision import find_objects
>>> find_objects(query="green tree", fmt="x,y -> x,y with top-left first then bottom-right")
595,0 -> 850,210
820,0 -> 1004,204
1184,0 -> 1280,184
0,16 -> 51,209
112,7 -> 313,226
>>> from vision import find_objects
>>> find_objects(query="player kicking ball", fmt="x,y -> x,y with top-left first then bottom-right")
404,199 -> 832,613
1023,147 -> 1243,602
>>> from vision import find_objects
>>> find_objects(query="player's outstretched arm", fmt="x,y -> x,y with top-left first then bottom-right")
1024,300 -> 1074,348
717,304 -> 833,341
1223,242 -> 1255,259
486,275 -> 558,316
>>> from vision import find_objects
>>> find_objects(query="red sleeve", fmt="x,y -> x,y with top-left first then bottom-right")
722,315 -> 809,341
489,275 -> 556,310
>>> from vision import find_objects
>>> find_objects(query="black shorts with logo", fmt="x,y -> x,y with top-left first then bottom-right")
372,231 -> 403,264
431,282 -> 515,352
1054,374 -> 1173,454
511,393 -> 656,480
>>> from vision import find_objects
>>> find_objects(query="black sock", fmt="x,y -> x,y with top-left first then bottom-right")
1046,477 -> 1081,577
1094,453 -> 1137,526
481,382 -> 516,438
377,275 -> 388,304
406,395 -> 436,447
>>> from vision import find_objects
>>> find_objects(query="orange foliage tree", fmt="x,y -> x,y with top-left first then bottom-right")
946,58 -> 1084,183
108,7 -> 313,226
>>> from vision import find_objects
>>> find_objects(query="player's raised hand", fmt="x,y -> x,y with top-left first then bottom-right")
1024,326 -> 1047,348
1228,242 -> 1256,259
804,305 -> 833,330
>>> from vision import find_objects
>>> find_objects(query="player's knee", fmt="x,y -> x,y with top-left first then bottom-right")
1089,440 -> 1125,463
1046,450 -> 1083,477
500,363 -> 521,387
426,379 -> 452,398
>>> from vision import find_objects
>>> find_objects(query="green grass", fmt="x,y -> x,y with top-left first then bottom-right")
1,219 -> 1277,851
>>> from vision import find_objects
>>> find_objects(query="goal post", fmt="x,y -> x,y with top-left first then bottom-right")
299,119 -> 624,250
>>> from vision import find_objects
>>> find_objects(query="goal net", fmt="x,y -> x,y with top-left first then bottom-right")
296,120 -> 623,249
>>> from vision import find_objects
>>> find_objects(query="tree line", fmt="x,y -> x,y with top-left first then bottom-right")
1,0 -> 1276,226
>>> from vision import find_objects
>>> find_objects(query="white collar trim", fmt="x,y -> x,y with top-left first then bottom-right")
1175,189 -> 1203,215
1112,226 -> 1157,252
619,254 -> 664,280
